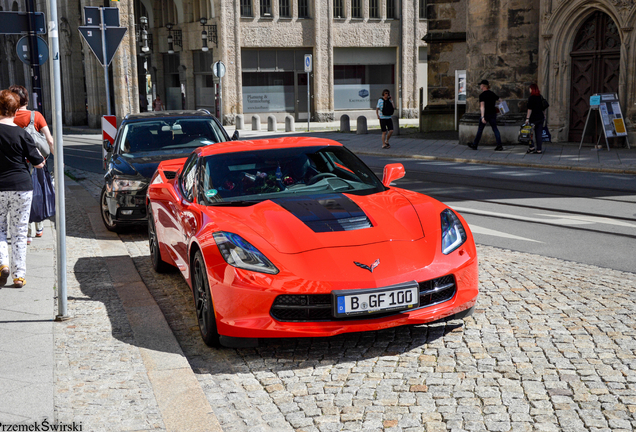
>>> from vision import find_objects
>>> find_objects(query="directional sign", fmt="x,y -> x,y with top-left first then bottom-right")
78,26 -> 127,67
0,12 -> 46,35
102,115 -> 117,145
213,61 -> 226,78
304,54 -> 312,73
16,36 -> 49,66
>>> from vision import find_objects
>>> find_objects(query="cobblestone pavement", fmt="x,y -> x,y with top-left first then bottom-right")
54,175 -> 165,431
67,168 -> 636,432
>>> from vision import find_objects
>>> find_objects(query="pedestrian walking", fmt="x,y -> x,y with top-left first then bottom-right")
0,90 -> 45,288
9,85 -> 54,244
376,89 -> 395,149
469,80 -> 503,151
153,95 -> 164,111
139,94 -> 148,112
524,84 -> 546,154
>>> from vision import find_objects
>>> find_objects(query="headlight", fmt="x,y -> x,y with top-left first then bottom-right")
213,232 -> 279,274
441,209 -> 467,255
112,178 -> 147,191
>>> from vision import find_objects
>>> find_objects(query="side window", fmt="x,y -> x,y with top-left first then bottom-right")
180,154 -> 198,202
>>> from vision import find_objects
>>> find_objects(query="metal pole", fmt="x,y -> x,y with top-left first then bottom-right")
100,7 -> 111,116
46,0 -> 69,319
307,72 -> 310,132
26,0 -> 44,116
219,76 -> 223,124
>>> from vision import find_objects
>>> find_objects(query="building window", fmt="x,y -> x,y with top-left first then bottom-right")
387,0 -> 396,19
261,0 -> 272,17
370,0 -> 379,19
280,0 -> 291,17
299,0 -> 310,18
240,0 -> 252,17
419,0 -> 426,19
333,0 -> 344,19
352,0 -> 361,18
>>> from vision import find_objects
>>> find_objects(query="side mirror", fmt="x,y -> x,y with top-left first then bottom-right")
382,163 -> 405,187
231,130 -> 239,141
103,140 -> 113,152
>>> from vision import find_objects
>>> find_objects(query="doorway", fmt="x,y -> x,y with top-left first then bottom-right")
569,11 -> 621,142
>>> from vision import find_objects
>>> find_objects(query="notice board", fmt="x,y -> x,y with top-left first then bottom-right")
596,93 -> 627,138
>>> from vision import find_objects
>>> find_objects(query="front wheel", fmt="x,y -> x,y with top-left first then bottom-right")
148,206 -> 174,273
100,186 -> 121,232
192,251 -> 220,347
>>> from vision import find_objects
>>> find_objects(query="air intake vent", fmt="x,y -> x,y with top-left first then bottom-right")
163,171 -> 177,179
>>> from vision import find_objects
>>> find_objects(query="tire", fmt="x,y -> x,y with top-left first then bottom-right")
192,250 -> 220,347
147,206 -> 174,273
100,186 -> 122,232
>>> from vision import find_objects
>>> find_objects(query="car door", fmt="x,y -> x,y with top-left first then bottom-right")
172,153 -> 199,277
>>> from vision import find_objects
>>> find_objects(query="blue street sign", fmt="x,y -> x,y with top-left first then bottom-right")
16,36 -> 49,66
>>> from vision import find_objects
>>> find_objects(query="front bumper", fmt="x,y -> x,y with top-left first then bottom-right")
105,188 -> 148,223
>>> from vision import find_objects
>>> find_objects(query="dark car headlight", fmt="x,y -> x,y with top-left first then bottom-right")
112,177 -> 147,192
441,209 -> 467,255
213,232 -> 279,274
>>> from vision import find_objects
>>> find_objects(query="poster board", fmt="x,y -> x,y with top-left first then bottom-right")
597,93 -> 627,138
454,70 -> 466,130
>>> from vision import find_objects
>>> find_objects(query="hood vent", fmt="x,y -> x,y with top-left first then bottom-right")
272,194 -> 373,233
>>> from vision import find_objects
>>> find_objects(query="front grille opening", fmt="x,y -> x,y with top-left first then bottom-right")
270,274 -> 456,322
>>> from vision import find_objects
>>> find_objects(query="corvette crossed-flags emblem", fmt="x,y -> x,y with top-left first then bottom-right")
354,259 -> 380,273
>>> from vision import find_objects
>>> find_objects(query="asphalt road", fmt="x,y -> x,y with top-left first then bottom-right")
361,155 -> 636,273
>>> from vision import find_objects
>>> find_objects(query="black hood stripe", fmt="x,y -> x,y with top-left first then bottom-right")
271,194 -> 372,233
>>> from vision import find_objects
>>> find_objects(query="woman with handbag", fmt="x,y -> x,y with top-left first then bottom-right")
524,84 -> 546,154
9,85 -> 54,243
0,90 -> 45,288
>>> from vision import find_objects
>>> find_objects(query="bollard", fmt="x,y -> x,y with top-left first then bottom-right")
285,115 -> 295,132
267,115 -> 277,132
340,114 -> 350,132
356,116 -> 368,134
391,115 -> 399,135
236,114 -> 244,130
252,115 -> 261,131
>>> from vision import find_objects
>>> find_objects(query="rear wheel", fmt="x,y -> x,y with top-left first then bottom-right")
100,186 -> 121,232
192,251 -> 220,347
148,206 -> 173,273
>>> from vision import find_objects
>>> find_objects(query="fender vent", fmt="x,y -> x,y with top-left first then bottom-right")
163,171 -> 177,179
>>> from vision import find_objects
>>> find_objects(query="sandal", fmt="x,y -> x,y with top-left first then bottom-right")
13,277 -> 25,288
526,147 -> 535,154
382,144 -> 391,149
0,265 -> 9,287
534,150 -> 543,154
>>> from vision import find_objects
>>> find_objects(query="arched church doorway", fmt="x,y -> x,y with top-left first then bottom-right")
569,11 -> 621,142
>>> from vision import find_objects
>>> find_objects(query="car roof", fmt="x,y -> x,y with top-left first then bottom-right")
196,136 -> 344,157
123,110 -> 215,121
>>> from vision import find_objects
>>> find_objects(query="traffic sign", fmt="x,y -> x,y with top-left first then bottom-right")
102,115 -> 117,146
83,6 -> 120,27
79,26 -> 127,67
304,54 -> 312,73
16,36 -> 49,66
0,12 -> 46,35
213,61 -> 226,78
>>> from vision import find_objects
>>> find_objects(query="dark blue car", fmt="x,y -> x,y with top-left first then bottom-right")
101,110 -> 238,232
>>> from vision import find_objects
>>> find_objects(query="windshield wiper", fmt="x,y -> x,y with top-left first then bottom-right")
209,200 -> 261,207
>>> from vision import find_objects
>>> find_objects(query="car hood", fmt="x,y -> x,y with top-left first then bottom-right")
210,191 -> 433,254
112,152 -> 192,179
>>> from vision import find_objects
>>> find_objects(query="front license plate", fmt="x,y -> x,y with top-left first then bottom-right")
332,281 -> 419,318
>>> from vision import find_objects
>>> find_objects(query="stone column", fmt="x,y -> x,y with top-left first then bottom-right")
219,0 -> 240,124
313,0 -> 334,121
466,0 -> 540,113
111,0 -> 139,119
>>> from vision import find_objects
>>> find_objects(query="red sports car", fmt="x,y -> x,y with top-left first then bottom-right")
147,137 -> 478,347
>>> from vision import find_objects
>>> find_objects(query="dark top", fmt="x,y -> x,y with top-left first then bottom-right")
479,90 -> 499,116
527,95 -> 545,123
0,123 -> 45,191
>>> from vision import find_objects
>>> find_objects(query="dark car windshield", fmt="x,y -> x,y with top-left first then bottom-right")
199,146 -> 385,205
119,118 -> 225,155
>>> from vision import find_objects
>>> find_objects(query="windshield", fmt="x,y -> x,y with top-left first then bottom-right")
200,146 -> 385,205
119,118 -> 225,155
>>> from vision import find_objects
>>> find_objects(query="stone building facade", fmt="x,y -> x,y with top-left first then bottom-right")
0,0 -> 429,128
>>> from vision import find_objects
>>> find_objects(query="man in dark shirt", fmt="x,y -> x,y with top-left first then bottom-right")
469,80 -> 503,151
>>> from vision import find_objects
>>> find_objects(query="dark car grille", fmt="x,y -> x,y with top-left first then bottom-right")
163,171 -> 177,179
270,275 -> 457,322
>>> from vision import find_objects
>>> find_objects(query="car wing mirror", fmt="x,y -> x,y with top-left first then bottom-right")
382,163 -> 405,187
231,130 -> 239,141
103,140 -> 114,152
